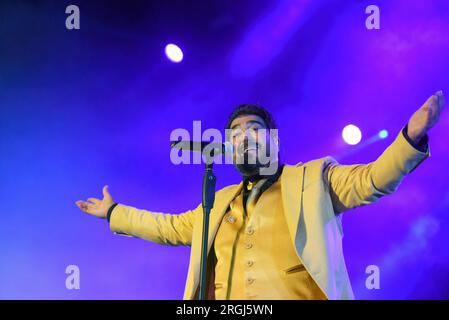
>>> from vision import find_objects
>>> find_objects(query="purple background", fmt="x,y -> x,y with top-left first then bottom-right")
1,0 -> 449,299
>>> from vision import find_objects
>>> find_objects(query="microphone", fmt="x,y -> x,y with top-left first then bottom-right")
170,140 -> 233,156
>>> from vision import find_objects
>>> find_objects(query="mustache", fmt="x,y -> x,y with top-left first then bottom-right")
237,141 -> 261,154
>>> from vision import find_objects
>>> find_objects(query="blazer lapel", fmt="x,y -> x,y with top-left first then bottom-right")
280,164 -> 305,250
188,182 -> 243,296
206,182 -> 243,252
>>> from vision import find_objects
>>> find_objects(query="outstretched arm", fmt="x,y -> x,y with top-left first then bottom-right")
108,202 -> 200,246
76,186 -> 200,246
326,91 -> 445,214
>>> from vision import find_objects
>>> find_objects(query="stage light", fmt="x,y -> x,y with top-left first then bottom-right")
165,44 -> 183,63
342,124 -> 362,145
378,129 -> 389,139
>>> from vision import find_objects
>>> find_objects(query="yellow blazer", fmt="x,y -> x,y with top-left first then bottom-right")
109,129 -> 429,300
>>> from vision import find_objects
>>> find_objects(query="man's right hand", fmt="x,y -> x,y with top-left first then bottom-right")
75,185 -> 115,219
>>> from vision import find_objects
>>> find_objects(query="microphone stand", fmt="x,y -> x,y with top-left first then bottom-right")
170,140 -> 224,300
198,161 -> 216,300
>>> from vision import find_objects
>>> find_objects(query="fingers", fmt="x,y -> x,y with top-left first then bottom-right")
423,95 -> 434,111
428,90 -> 445,122
76,185 -> 113,217
428,95 -> 438,115
75,200 -> 94,213
88,197 -> 101,205
75,200 -> 85,210
102,185 -> 111,199
436,90 -> 445,112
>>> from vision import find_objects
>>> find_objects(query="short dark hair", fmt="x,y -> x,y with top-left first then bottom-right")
225,104 -> 277,130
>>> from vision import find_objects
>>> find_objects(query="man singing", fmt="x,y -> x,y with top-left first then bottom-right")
76,91 -> 445,300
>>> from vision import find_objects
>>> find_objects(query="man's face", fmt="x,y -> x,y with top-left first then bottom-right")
228,114 -> 279,176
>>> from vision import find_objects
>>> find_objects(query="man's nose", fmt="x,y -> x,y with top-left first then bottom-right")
234,130 -> 257,146
242,136 -> 259,149
234,136 -> 247,151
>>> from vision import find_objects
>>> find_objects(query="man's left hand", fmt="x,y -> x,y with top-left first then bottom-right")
407,90 -> 445,144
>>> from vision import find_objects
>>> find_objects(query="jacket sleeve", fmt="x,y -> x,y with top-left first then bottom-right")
324,128 -> 430,214
108,203 -> 202,246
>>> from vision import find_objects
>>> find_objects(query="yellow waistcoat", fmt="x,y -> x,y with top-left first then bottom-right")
109,129 -> 429,299
214,180 -> 326,299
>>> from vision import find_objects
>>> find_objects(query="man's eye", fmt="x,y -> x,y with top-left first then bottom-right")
249,127 -> 260,132
232,131 -> 242,138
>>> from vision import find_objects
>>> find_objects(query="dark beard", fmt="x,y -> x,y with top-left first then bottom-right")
234,150 -> 262,178
235,162 -> 260,177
